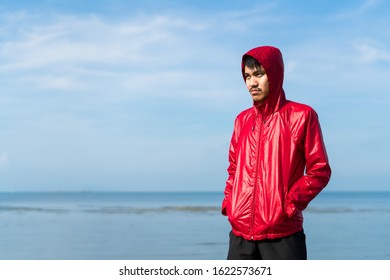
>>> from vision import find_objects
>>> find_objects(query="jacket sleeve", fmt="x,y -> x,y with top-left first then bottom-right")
285,109 -> 331,217
221,118 -> 239,216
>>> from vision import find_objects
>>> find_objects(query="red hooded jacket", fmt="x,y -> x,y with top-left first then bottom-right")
222,46 -> 331,240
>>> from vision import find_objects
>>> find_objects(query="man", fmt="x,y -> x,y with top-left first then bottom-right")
222,46 -> 331,260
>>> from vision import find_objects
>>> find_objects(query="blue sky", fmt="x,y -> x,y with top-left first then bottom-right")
0,0 -> 389,192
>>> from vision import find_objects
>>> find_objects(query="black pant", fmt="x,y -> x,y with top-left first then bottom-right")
227,230 -> 307,260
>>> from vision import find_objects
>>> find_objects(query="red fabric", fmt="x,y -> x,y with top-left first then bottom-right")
222,46 -> 331,240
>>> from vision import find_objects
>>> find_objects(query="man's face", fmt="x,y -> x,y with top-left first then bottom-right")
244,65 -> 269,104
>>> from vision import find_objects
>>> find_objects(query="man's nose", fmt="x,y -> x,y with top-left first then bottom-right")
248,77 -> 258,87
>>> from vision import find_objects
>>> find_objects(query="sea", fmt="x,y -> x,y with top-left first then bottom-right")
0,191 -> 389,260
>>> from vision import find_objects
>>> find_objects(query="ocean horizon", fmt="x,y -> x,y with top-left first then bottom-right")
0,190 -> 389,260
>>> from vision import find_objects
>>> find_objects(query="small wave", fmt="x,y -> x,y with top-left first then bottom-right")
162,206 -> 219,212
0,206 -> 69,214
82,206 -> 220,214
306,207 -> 390,214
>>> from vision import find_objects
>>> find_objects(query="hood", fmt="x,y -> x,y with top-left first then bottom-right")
242,46 -> 287,116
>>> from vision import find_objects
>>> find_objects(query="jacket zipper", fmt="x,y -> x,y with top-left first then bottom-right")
250,110 -> 264,240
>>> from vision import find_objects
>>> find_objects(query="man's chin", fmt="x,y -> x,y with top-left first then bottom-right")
252,97 -> 267,104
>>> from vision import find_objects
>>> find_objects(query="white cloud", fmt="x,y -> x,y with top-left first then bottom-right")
207,3 -> 282,32
0,14 -> 177,71
355,39 -> 390,63
331,0 -> 382,20
0,10 -> 245,105
21,75 -> 82,91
